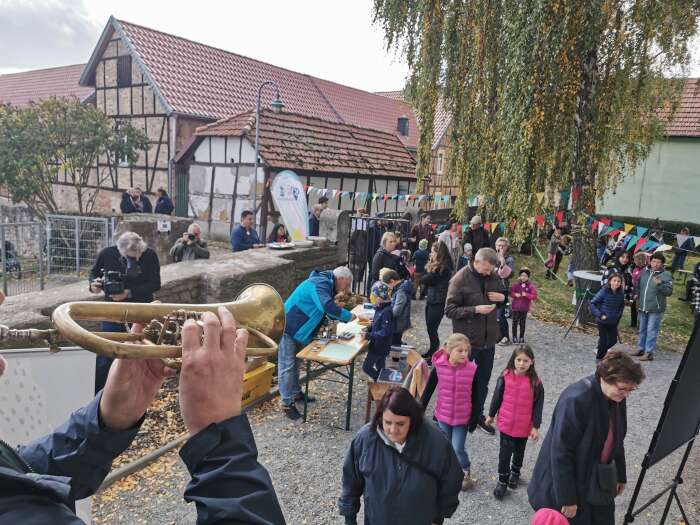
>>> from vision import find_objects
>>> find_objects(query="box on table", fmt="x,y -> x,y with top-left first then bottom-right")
242,361 -> 276,408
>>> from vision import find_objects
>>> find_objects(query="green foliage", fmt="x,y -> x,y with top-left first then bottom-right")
374,0 -> 700,237
0,97 -> 149,218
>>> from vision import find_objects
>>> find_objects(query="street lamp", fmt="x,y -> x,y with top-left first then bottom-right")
252,81 -> 284,231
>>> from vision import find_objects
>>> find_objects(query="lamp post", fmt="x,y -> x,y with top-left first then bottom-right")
252,81 -> 284,231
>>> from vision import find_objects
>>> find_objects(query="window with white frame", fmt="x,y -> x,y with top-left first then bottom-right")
436,151 -> 444,174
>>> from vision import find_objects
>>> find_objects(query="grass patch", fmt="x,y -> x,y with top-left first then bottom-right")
511,248 -> 697,353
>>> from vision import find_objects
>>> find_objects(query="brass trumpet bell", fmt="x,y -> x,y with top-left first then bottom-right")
48,283 -> 285,359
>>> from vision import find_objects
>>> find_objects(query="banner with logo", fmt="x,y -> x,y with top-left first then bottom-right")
271,170 -> 308,241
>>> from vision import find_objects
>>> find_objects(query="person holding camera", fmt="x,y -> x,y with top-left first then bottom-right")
89,231 -> 161,393
170,223 -> 210,263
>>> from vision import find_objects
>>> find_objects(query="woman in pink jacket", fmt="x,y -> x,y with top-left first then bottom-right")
486,344 -> 545,500
509,268 -> 538,343
432,333 -> 479,490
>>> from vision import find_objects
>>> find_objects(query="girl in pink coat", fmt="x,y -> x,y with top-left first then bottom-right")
432,333 -> 479,490
486,344 -> 545,500
510,267 -> 538,343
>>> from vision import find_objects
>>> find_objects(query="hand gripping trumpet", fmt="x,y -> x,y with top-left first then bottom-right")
0,284 -> 285,359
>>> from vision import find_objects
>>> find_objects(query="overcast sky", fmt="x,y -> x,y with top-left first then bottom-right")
0,0 -> 410,92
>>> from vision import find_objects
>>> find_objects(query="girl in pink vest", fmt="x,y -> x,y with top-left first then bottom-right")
509,267 -> 538,343
486,344 -> 544,499
432,333 -> 479,491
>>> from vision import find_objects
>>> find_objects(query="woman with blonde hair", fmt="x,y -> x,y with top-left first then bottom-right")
370,231 -> 407,284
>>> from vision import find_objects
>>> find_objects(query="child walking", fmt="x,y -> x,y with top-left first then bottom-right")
486,344 -> 544,499
509,268 -> 538,343
383,269 -> 413,346
362,281 -> 394,381
590,272 -> 625,361
432,333 -> 479,490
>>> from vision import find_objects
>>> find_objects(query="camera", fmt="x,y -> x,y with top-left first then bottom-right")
101,270 -> 125,295
187,233 -> 196,241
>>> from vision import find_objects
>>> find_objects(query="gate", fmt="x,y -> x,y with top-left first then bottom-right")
46,215 -> 112,276
0,222 -> 45,296
348,215 -> 411,296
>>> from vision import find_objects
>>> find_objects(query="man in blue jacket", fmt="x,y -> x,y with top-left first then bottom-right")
0,308 -> 285,524
279,266 -> 358,419
231,210 -> 263,252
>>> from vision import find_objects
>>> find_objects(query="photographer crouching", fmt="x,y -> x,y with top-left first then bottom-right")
89,231 -> 161,393
169,223 -> 210,262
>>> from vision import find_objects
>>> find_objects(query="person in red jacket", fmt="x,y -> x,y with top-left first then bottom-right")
509,268 -> 538,343
432,333 -> 479,490
486,344 -> 545,499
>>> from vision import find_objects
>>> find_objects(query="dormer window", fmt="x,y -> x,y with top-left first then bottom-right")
117,55 -> 132,87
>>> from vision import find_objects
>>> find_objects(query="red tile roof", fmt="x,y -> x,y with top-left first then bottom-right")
376,90 -> 452,148
661,79 -> 700,137
0,64 -> 93,107
193,110 -> 416,179
81,18 -> 419,148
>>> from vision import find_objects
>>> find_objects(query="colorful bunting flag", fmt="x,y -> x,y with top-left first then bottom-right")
626,235 -> 639,250
655,244 -> 673,253
634,238 -> 647,253
635,226 -> 648,237
591,220 -> 599,234
676,234 -> 690,249
623,223 -> 634,233
535,215 -> 545,227
536,192 -> 545,204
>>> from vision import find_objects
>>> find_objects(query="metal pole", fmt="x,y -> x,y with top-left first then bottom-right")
75,217 -> 80,277
252,80 -> 281,231
0,225 -> 7,296
46,222 -> 52,275
38,225 -> 44,290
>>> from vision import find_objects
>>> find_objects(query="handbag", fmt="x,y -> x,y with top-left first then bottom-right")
586,460 -> 618,506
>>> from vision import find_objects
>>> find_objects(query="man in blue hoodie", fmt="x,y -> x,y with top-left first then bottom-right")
279,266 -> 357,419
230,210 -> 262,252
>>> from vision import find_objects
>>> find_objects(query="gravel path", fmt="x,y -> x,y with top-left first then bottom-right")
94,300 -> 697,524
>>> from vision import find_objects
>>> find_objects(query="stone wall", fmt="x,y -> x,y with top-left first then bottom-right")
114,214 -> 192,264
0,244 -> 339,347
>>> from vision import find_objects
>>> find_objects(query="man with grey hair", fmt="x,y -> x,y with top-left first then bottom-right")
278,266 -> 358,420
170,223 -> 210,262
445,246 -> 506,435
89,231 -> 161,392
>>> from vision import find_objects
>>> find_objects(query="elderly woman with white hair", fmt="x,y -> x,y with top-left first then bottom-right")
89,231 -> 161,392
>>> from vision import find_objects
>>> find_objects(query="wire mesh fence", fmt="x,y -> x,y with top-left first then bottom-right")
0,222 -> 45,296
45,215 -> 112,277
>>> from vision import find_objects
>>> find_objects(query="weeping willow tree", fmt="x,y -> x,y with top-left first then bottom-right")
375,0 -> 700,269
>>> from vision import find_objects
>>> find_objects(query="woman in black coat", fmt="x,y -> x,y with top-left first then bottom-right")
528,352 -> 645,524
370,231 -> 406,284
420,241 -> 454,361
339,387 -> 463,525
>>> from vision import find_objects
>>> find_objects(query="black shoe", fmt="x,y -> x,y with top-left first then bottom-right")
630,350 -> 644,357
282,404 -> 302,420
508,472 -> 520,489
294,392 -> 316,403
493,481 -> 508,499
477,419 -> 496,436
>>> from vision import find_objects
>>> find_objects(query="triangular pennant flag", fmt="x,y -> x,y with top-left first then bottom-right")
607,229 -> 621,237
642,240 -> 660,251
655,244 -> 673,253
559,190 -> 571,208
555,210 -> 565,223
635,226 -> 648,237
599,217 -> 611,226
527,217 -> 535,227
572,186 -> 582,204
694,236 -> 700,248
535,215 -> 545,227
461,224 -> 468,233
634,237 -> 647,253
307,186 -> 314,195
626,235 -> 639,250
536,192 -> 545,204
332,190 -> 339,199
484,223 -> 491,231
623,223 -> 634,233
598,223 -> 607,236
676,234 -> 690,249
591,220 -> 599,234
612,221 -> 623,230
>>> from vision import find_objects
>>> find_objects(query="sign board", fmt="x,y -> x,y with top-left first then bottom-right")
157,220 -> 172,233
0,347 -> 96,522
270,170 -> 309,241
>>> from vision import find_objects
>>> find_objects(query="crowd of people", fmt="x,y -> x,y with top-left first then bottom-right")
120,187 -> 174,215
1,208 -> 696,525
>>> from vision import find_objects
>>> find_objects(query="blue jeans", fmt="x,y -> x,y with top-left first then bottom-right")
638,311 -> 663,355
437,421 -> 470,471
278,333 -> 302,406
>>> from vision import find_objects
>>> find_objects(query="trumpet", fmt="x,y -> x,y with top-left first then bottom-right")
0,284 -> 285,359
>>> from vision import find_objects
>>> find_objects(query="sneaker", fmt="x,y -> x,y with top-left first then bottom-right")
477,419 -> 496,436
638,353 -> 655,361
498,337 -> 511,346
462,470 -> 475,491
294,392 -> 316,403
282,404 -> 302,420
493,481 -> 508,499
508,472 -> 520,489
630,350 -> 644,357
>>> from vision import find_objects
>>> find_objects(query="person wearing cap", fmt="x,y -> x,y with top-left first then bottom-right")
362,281 -> 394,381
411,238 -> 430,299
464,215 -> 491,253
458,242 -> 473,270
438,220 -> 463,268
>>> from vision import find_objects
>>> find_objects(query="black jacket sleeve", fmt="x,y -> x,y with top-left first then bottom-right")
89,251 -> 105,282
181,414 -> 285,525
420,367 -> 438,408
129,250 -> 161,299
532,382 -> 545,429
338,437 -> 364,521
488,375 -> 506,419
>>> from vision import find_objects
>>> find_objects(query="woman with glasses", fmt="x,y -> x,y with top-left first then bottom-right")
528,352 -> 645,524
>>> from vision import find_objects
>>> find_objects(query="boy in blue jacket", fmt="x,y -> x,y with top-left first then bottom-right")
362,281 -> 394,381
590,272 -> 625,361
383,269 -> 413,346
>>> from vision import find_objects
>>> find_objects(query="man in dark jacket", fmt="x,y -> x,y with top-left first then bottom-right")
231,210 -> 263,252
0,308 -> 285,525
445,247 -> 505,435
89,232 -> 161,392
170,223 -> 210,262
463,215 -> 491,253
154,187 -> 175,215
528,353 -> 645,525
409,214 -> 435,252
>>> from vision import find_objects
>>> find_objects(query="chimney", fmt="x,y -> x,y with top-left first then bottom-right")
397,116 -> 409,136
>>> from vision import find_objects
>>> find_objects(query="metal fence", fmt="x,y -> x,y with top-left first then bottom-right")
45,215 -> 113,277
0,222 -> 45,296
